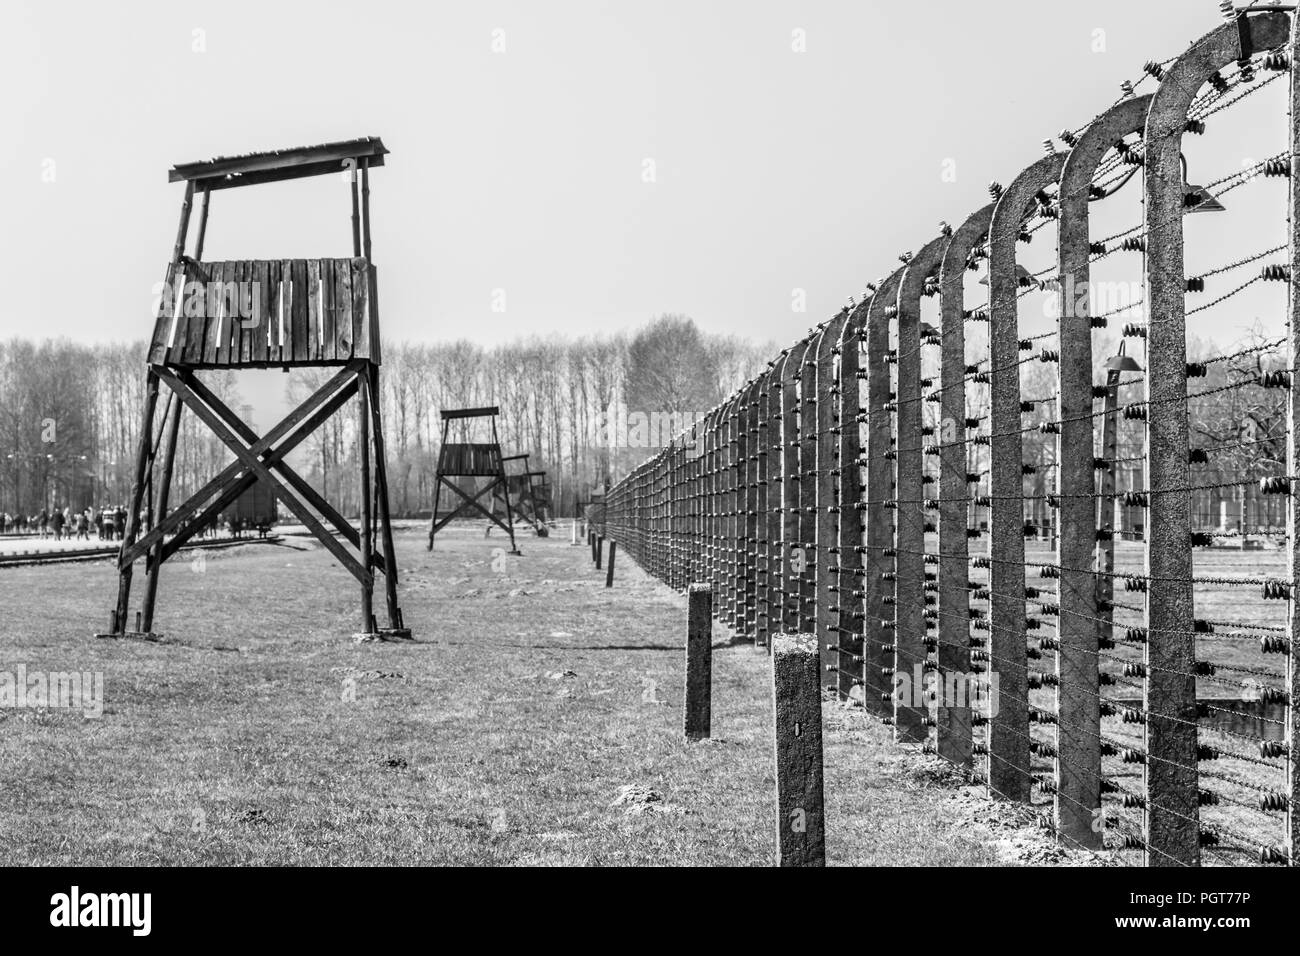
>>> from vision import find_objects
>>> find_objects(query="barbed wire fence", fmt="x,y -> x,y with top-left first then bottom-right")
602,5 -> 1300,867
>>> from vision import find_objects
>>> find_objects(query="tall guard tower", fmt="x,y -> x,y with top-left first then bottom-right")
102,137 -> 410,641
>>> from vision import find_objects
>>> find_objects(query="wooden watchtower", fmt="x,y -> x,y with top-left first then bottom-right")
102,137 -> 410,641
427,407 -> 518,553
527,470 -> 552,527
495,454 -> 546,535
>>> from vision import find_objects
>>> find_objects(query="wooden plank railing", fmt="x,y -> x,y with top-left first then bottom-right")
148,257 -> 375,367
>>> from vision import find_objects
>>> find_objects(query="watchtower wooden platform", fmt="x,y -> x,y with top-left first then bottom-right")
428,407 -> 519,553
101,136 -> 411,641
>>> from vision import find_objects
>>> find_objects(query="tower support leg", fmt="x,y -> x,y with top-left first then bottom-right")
428,478 -> 443,550
141,395 -> 183,634
107,368 -> 161,637
358,368 -> 375,633
366,366 -> 406,632
498,469 -> 520,555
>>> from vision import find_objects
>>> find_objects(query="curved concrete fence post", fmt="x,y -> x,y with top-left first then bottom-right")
676,434 -> 686,587
691,418 -> 701,580
724,391 -> 741,627
660,441 -> 672,585
1288,12 -> 1300,868
988,151 -> 1067,801
718,395 -> 738,615
816,312 -> 851,684
863,267 -> 908,718
643,447 -> 653,574
679,431 -> 691,589
733,384 -> 750,624
836,297 -> 871,700
657,447 -> 665,572
765,350 -> 792,652
708,399 -> 724,609
800,328 -> 825,641
623,469 -> 633,562
644,456 -> 652,566
743,376 -> 764,639
621,469 -> 630,561
659,436 -> 669,578
936,203 -> 996,768
670,440 -> 679,581
753,364 -> 775,647
648,453 -> 656,567
1144,8 -> 1290,867
736,377 -> 755,627
668,435 -> 680,590
713,399 -> 731,607
658,449 -> 664,577
697,416 -> 708,579
895,236 -> 948,745
1055,92 -> 1154,851
782,340 -> 812,635
703,405 -> 719,605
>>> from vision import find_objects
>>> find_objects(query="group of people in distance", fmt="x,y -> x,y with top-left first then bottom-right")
0,505 -> 128,540
0,506 -> 261,543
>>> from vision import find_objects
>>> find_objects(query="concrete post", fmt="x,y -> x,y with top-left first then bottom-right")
744,379 -> 762,638
1289,8 -> 1300,865
772,633 -> 826,866
712,405 -> 722,606
686,583 -> 713,739
801,328 -> 824,643
783,341 -> 811,634
728,397 -> 739,612
1139,12 -> 1290,864
766,353 -> 790,654
936,206 -> 995,767
756,370 -> 773,648
863,268 -> 907,716
815,315 -> 845,684
896,236 -> 948,743
988,152 -> 1066,801
836,300 -> 868,699
1055,94 -> 1151,849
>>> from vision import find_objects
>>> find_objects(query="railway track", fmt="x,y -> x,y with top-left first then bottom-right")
0,534 -> 284,569
0,518 -> 420,569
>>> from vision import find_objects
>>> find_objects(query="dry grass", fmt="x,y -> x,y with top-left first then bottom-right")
0,525 -> 1072,866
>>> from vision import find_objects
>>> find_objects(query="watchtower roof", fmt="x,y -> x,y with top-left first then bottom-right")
440,406 -> 500,421
169,137 -> 388,191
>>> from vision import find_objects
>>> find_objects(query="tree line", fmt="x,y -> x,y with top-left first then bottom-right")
0,316 -> 772,522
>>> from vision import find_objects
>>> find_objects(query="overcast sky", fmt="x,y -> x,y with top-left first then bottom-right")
1,0 -> 1288,372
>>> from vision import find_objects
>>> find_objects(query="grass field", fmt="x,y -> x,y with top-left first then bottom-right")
0,524 -> 1096,866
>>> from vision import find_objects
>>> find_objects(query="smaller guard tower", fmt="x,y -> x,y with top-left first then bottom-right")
527,470 -> 552,528
582,489 -> 606,531
496,454 -> 544,534
428,407 -> 518,553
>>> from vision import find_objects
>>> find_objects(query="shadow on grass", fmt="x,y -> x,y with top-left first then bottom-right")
529,643 -> 681,652
517,639 -> 761,652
